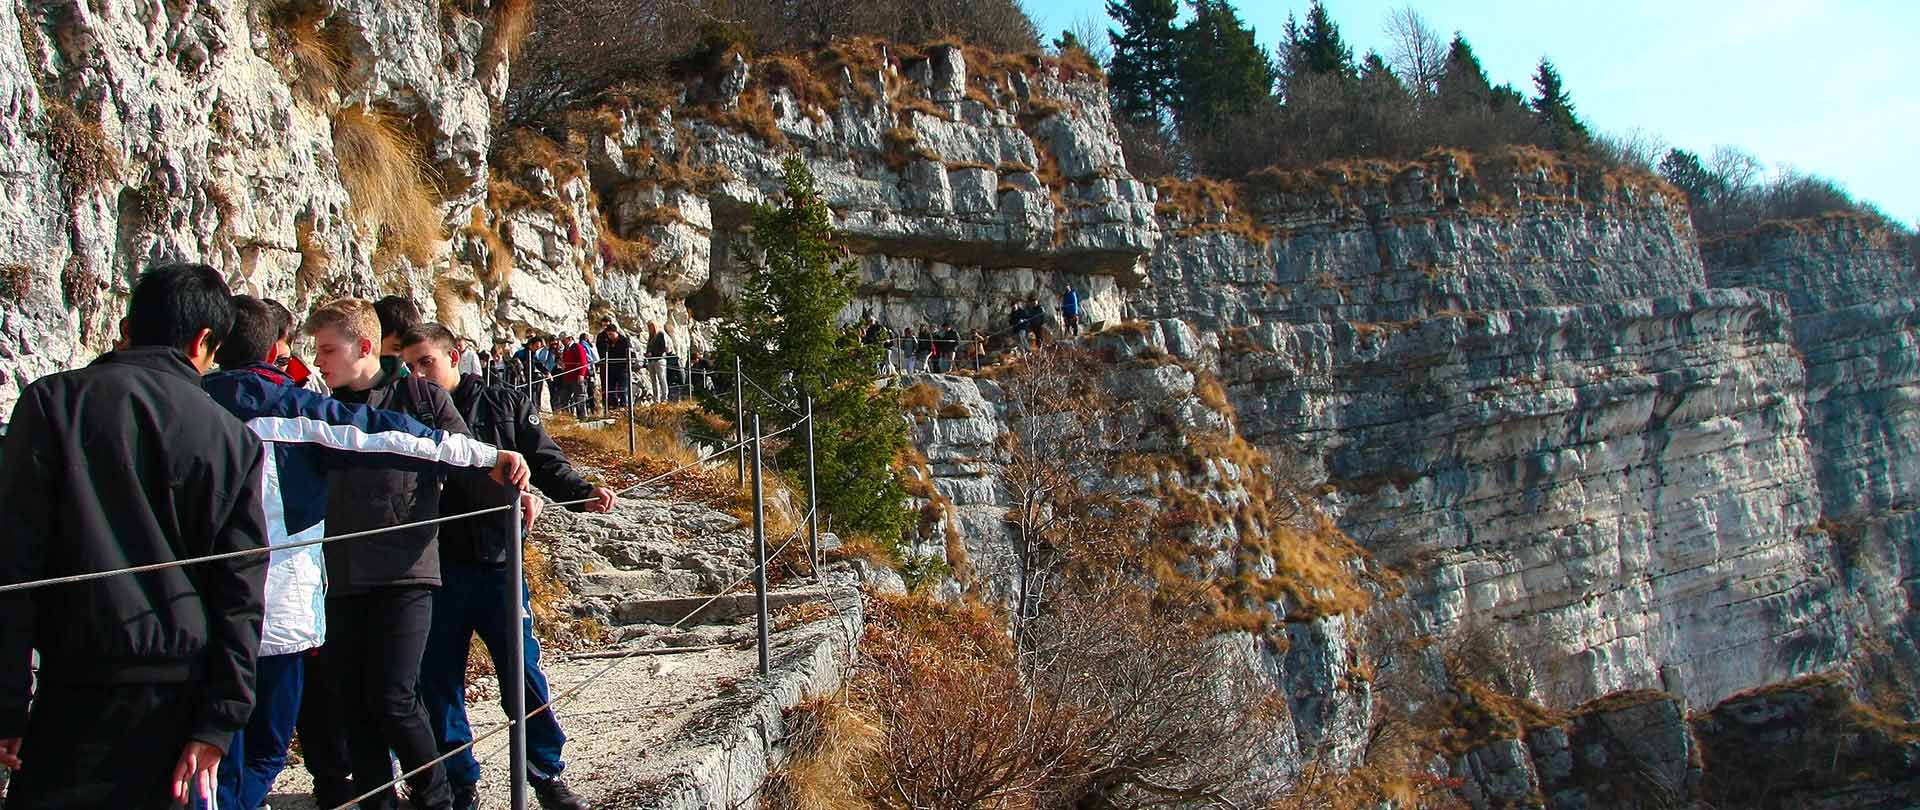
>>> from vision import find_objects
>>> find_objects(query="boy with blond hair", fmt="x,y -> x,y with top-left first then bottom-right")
307,297 -> 527,810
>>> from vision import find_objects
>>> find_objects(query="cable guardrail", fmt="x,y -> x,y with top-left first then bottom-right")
324,511 -> 815,810
6,353 -> 851,809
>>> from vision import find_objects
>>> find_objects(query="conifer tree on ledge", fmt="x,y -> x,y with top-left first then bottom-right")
705,156 -> 909,539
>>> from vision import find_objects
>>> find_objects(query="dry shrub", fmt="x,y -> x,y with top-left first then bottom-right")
839,582 -> 1289,810
933,402 -> 970,419
0,264 -> 32,302
332,106 -> 446,268
41,98 -> 117,192
269,0 -> 352,104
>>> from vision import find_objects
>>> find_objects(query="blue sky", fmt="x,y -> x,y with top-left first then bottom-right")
1025,0 -> 1920,225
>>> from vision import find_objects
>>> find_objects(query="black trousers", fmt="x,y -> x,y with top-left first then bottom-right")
298,646 -> 356,808
323,587 -> 451,810
6,681 -> 195,809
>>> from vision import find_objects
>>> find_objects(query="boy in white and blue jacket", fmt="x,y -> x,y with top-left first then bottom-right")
202,296 -> 530,810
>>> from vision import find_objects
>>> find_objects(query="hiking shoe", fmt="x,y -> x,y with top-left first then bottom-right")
532,775 -> 587,810
450,782 -> 478,810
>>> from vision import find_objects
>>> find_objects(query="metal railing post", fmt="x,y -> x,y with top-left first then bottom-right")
750,414 -> 771,677
803,393 -> 821,577
626,374 -> 637,457
507,495 -> 529,810
734,356 -> 746,486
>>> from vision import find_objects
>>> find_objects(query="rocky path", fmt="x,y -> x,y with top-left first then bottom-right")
268,428 -> 864,810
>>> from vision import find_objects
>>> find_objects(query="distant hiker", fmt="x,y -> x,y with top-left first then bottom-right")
456,336 -> 484,379
487,342 -> 513,388
938,323 -> 961,374
307,298 -> 532,810
514,336 -> 555,413
968,328 -> 987,371
0,263 -> 270,809
1024,296 -> 1047,345
644,321 -> 669,402
902,327 -> 920,373
596,320 -> 633,408
401,324 -> 611,810
578,332 -> 599,412
1061,287 -> 1081,337
690,351 -> 714,394
205,297 -> 525,810
556,334 -> 591,417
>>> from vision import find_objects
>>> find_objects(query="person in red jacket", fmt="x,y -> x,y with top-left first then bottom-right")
556,334 -> 592,417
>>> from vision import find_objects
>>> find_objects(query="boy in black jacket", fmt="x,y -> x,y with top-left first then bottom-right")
307,299 -> 531,810
401,324 -> 613,810
0,263 -> 270,809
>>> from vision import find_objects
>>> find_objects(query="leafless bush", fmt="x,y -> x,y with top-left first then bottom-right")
1382,7 -> 1444,98
847,579 -> 1290,810
504,0 -> 1040,127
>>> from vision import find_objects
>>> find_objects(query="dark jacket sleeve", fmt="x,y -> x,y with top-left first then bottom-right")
191,434 -> 270,750
0,389 -> 53,737
516,392 -> 595,507
435,385 -> 513,508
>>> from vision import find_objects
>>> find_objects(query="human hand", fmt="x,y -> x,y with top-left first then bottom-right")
169,741 -> 221,807
0,736 -> 21,769
586,486 -> 617,513
520,491 -> 543,530
491,451 -> 531,490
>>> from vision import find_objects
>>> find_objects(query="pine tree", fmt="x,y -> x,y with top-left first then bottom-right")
1530,57 -> 1591,150
1172,0 -> 1274,130
1294,0 -> 1354,78
1436,33 -> 1493,109
706,156 -> 909,538
1659,148 -> 1718,207
1105,0 -> 1182,125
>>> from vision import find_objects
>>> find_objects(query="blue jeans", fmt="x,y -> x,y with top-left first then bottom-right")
420,560 -> 566,786
215,652 -> 304,810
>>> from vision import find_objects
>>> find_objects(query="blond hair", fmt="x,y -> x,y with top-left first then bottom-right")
306,298 -> 382,345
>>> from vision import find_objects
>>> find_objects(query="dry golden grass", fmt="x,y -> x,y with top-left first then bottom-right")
460,208 -> 514,287
769,696 -> 886,810
487,0 -> 534,63
295,218 -> 330,290
899,382 -> 940,420
270,0 -> 352,105
332,106 -> 446,268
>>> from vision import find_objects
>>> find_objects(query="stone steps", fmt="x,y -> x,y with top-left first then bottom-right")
609,587 -> 828,627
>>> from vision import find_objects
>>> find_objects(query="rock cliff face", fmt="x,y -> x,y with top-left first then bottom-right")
4,7 -> 1919,803
0,0 -> 511,408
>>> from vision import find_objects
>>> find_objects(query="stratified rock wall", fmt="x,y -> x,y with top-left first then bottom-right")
1139,153 -> 1701,331
0,0 -> 510,412
1222,291 -> 1845,706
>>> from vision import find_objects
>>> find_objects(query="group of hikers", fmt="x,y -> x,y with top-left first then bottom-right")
0,264 -> 616,810
860,288 -> 1083,376
500,321 -> 718,418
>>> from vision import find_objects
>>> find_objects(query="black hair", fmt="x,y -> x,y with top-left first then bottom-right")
125,263 -> 235,353
399,322 -> 456,353
372,295 -> 422,338
263,298 -> 296,342
216,295 -> 280,367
